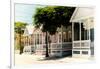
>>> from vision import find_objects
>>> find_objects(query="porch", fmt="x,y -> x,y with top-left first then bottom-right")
70,7 -> 94,57
23,26 -> 72,57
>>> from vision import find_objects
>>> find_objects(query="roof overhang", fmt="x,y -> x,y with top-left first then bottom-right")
70,7 -> 94,23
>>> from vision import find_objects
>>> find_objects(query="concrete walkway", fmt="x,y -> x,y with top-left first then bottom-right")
15,53 -> 94,65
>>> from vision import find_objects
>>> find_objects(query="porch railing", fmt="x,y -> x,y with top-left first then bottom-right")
23,42 -> 72,57
73,40 -> 90,48
72,40 -> 93,56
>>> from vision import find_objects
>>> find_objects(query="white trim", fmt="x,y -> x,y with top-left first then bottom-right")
70,15 -> 94,22
70,7 -> 94,23
70,8 -> 79,22
72,22 -> 74,56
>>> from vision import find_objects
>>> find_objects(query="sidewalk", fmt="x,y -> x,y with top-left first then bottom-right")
15,53 -> 94,65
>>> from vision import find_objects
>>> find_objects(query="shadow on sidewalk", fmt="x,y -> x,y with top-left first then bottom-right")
38,55 -> 72,61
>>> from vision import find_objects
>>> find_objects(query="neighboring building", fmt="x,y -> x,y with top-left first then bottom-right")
23,7 -> 94,58
23,24 -> 72,57
70,7 -> 94,57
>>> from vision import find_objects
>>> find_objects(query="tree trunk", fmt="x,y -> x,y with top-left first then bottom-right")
61,25 -> 63,57
45,31 -> 49,57
19,28 -> 23,54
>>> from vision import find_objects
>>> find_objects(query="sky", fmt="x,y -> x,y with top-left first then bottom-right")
15,4 -> 45,24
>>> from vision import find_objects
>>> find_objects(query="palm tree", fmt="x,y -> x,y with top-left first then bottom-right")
14,22 -> 27,54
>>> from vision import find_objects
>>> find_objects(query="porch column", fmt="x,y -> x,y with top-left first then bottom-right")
72,22 -> 74,56
79,22 -> 81,47
72,22 -> 74,43
79,22 -> 82,55
61,25 -> 63,56
88,18 -> 91,56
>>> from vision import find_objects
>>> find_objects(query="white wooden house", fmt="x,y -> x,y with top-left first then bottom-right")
23,24 -> 72,57
70,7 -> 94,57
23,25 -> 35,54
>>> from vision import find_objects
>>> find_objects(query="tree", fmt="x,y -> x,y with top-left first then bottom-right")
33,6 -> 75,57
15,22 -> 27,54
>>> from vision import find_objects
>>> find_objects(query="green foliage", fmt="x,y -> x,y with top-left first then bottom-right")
15,22 -> 27,28
33,6 -> 75,57
33,6 -> 75,35
15,45 -> 20,50
15,21 -> 27,34
14,21 -> 27,54
15,44 -> 24,52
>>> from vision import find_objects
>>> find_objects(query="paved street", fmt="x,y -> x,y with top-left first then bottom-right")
15,53 -> 94,65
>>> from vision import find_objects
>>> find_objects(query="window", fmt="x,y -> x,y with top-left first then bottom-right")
81,23 -> 89,40
68,31 -> 72,42
62,26 -> 72,42
57,51 -> 60,53
43,45 -> 46,48
52,51 -> 56,53
32,34 -> 35,45
63,32 -> 67,42
40,34 -> 42,44
82,51 -> 88,54
37,34 -> 39,44
34,34 -> 37,45
74,23 -> 80,41
90,28 -> 94,42
74,23 -> 91,41
50,34 -> 58,43
73,51 -> 80,54
31,50 -> 34,52
59,34 -> 62,43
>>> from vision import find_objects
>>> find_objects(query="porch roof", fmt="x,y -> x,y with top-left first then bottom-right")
70,7 -> 94,22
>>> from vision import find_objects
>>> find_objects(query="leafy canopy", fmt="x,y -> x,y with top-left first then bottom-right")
33,6 -> 75,35
15,21 -> 27,34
